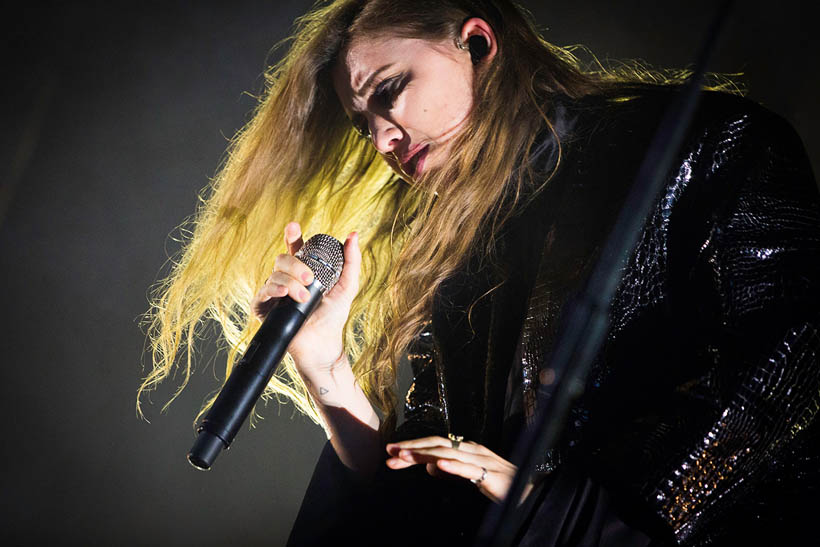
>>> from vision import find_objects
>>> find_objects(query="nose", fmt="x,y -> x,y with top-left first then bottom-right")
370,116 -> 402,154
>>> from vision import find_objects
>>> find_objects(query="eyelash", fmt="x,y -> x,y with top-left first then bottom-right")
374,75 -> 403,107
353,74 -> 406,140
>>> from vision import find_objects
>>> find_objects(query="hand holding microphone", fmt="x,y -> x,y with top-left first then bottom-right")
253,222 -> 361,375
187,222 -> 361,470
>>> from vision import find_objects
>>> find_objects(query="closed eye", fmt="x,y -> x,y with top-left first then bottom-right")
350,73 -> 409,141
372,74 -> 407,109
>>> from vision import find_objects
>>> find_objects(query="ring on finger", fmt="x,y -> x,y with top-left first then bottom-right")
448,433 -> 464,450
471,466 -> 488,485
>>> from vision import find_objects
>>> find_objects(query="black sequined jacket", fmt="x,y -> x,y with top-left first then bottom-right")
395,86 -> 820,545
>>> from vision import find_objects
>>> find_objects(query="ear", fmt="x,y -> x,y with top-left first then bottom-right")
459,17 -> 498,64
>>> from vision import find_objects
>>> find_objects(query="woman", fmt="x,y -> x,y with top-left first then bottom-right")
138,1 -> 820,545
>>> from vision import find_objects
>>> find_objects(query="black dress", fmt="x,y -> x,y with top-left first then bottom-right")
288,86 -> 820,546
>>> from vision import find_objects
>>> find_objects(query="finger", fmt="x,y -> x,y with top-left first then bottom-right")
329,231 -> 360,302
252,278 -> 291,320
461,440 -> 499,457
257,282 -> 288,302
387,452 -> 470,474
418,461 -> 478,480
284,222 -> 303,255
274,254 -> 314,286
385,456 -> 416,470
397,447 -> 495,470
387,437 -> 483,456
426,462 -> 439,477
388,436 -> 497,457
436,460 -> 506,502
386,438 -> 448,458
265,271 -> 312,303
435,459 -> 486,482
386,436 -> 451,452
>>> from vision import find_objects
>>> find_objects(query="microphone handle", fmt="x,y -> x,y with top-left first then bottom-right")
187,279 -> 324,470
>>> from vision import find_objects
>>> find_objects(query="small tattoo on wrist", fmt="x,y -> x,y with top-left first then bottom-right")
319,387 -> 329,395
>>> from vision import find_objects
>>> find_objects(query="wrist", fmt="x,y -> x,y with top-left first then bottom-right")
296,350 -> 349,380
298,352 -> 353,403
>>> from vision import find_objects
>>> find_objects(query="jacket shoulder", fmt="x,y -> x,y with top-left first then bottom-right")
561,84 -> 803,149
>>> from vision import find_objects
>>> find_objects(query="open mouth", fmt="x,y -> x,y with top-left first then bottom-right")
402,144 -> 429,179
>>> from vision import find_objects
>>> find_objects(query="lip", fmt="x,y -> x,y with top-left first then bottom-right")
400,142 -> 427,165
400,144 -> 430,178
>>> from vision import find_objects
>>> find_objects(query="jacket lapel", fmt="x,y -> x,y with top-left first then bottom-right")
431,178 -> 568,449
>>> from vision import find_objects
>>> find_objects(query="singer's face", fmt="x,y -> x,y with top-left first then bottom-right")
332,34 -> 475,184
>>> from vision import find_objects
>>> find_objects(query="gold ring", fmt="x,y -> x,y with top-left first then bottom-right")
471,466 -> 488,485
448,433 -> 464,450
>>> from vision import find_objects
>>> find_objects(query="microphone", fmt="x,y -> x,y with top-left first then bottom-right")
187,233 -> 344,470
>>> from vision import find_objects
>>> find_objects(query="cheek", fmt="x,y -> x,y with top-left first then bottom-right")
415,85 -> 472,137
433,74 -> 472,126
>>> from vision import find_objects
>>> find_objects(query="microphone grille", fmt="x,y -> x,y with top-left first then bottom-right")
294,234 -> 345,294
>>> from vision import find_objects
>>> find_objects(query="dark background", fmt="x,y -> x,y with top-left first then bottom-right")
2,1 -> 817,544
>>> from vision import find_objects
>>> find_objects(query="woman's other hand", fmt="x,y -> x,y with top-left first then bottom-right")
385,436 -> 534,504
251,221 -> 361,375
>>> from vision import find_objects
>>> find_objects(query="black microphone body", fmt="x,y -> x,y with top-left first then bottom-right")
187,233 -> 344,470
187,282 -> 323,470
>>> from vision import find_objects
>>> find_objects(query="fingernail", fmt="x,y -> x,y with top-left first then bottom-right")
299,289 -> 309,301
301,271 -> 312,283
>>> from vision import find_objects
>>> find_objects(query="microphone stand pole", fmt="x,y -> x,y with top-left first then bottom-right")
475,1 -> 734,545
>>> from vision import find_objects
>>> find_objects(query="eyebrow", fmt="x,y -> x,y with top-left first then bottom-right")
354,63 -> 394,98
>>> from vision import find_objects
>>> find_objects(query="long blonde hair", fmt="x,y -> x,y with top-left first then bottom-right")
137,0 -> 740,436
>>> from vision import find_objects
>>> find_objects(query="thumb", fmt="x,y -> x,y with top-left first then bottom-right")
332,231 -> 361,301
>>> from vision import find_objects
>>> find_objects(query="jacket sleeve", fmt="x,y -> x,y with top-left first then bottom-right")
648,101 -> 820,544
393,320 -> 449,441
